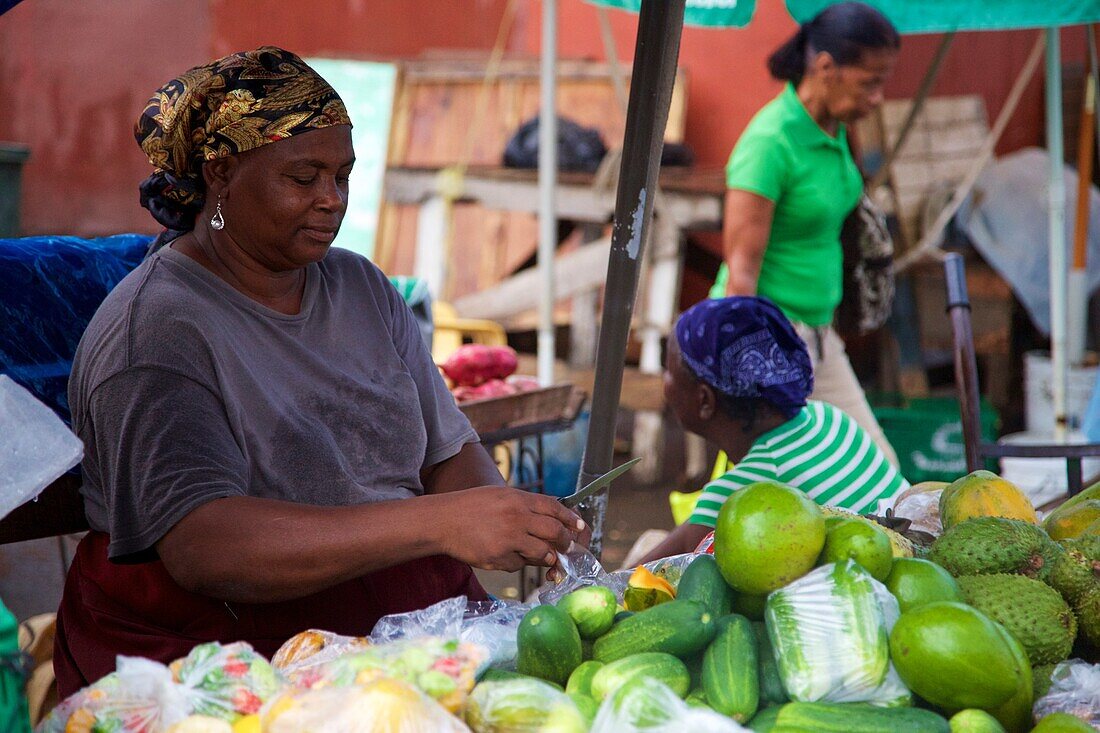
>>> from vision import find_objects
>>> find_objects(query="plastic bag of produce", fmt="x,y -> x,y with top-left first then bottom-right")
590,677 -> 749,732
271,629 -> 371,672
371,595 -> 529,672
37,656 -> 191,733
1032,659 -> 1100,726
261,678 -> 470,732
164,716 -> 232,732
465,678 -> 587,732
765,560 -> 911,706
168,642 -> 282,722
285,636 -> 484,713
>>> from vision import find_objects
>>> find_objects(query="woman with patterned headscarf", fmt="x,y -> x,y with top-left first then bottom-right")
55,47 -> 586,695
638,296 -> 908,563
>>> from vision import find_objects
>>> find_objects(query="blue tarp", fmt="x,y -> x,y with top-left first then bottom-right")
0,235 -> 151,423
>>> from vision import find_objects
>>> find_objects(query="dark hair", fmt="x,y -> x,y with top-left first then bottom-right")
768,2 -> 900,85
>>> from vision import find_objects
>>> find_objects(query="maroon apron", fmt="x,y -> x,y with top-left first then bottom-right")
54,531 -> 487,698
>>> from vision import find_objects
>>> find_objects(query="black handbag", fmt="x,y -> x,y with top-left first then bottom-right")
835,191 -> 896,338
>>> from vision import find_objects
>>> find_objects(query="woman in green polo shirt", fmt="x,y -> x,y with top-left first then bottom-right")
713,2 -> 901,465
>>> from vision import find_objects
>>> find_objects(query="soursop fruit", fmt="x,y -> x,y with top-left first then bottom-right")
1076,587 -> 1100,650
956,574 -> 1078,665
1031,663 -> 1057,700
929,517 -> 1062,580
1048,535 -> 1100,606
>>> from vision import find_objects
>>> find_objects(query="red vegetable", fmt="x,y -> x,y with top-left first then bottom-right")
441,345 -> 518,387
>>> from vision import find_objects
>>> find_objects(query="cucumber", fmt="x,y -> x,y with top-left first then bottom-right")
702,614 -> 758,722
479,668 -> 563,690
568,692 -> 599,726
677,554 -> 737,617
581,637 -> 594,661
752,621 -> 788,705
613,610 -> 635,624
748,706 -> 783,732
685,686 -> 710,709
517,605 -> 583,686
590,652 -> 691,701
771,702 -> 950,733
565,660 -> 604,697
592,600 -> 717,662
557,585 -> 617,639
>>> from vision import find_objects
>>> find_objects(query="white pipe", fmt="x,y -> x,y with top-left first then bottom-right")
1047,27 -> 1069,438
537,0 -> 558,386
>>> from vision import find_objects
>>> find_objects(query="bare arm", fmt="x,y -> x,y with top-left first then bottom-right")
722,189 -> 775,297
421,441 -> 504,493
157,444 -> 583,604
634,521 -> 712,566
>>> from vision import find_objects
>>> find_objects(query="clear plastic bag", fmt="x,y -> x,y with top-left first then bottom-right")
890,485 -> 944,535
589,677 -> 749,732
270,629 -> 371,673
164,716 -> 233,733
261,678 -> 470,733
538,545 -> 696,606
0,376 -> 83,520
169,642 -> 282,721
764,560 -> 911,707
465,678 -> 587,733
286,636 -> 484,714
37,656 -> 191,733
1032,659 -> 1100,726
370,595 -> 529,672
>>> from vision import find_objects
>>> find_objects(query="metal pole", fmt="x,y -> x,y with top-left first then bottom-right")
575,0 -> 686,557
537,0 -> 558,386
1047,27 -> 1069,438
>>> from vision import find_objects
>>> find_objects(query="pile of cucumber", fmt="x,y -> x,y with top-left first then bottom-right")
513,554 -> 955,732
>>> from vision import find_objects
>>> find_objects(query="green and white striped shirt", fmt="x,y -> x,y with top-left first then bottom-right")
689,400 -> 909,528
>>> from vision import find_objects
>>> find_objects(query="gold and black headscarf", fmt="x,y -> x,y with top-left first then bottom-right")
135,46 -> 351,231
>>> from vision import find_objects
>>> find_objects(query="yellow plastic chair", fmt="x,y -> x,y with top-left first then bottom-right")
668,451 -> 734,525
431,301 -> 508,364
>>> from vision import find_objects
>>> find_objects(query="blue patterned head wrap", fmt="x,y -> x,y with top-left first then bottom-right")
674,296 -> 813,420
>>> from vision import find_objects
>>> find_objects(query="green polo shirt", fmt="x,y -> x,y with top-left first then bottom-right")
711,83 -> 862,326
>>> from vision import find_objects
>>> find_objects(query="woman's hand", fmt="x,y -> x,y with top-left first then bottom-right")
433,487 -> 586,572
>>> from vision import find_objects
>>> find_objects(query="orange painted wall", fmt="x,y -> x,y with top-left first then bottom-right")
0,0 -> 1089,237
0,0 -> 211,236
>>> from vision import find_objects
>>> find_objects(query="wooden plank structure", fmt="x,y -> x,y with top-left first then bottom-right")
375,58 -> 689,304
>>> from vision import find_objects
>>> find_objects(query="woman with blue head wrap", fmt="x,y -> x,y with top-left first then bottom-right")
640,296 -> 908,562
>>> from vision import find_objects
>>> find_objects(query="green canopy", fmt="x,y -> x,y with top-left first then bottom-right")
587,0 -> 754,28
785,0 -> 1100,34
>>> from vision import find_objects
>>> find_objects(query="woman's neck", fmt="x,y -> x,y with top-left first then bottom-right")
703,411 -> 790,464
172,230 -> 306,315
796,81 -> 839,137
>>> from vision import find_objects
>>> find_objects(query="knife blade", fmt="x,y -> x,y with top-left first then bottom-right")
559,457 -> 641,508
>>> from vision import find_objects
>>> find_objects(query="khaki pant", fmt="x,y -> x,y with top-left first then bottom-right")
794,322 -> 900,468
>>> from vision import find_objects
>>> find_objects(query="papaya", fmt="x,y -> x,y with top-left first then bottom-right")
985,621 -> 1033,733
714,482 -> 826,594
1057,481 -> 1100,512
623,566 -> 676,612
1042,500 -> 1100,541
939,471 -> 1038,530
888,602 -> 1027,713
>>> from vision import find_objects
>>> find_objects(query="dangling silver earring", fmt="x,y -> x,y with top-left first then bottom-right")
210,195 -> 225,230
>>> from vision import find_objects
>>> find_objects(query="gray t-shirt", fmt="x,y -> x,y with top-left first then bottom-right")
69,245 -> 476,561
